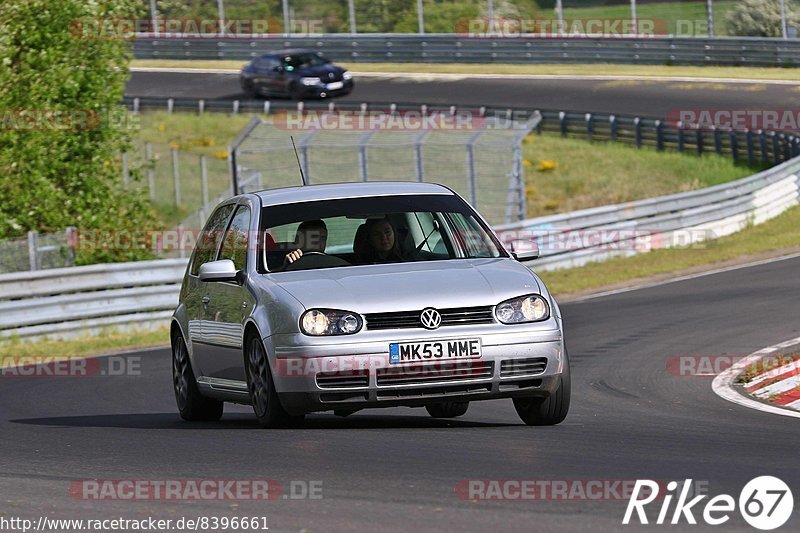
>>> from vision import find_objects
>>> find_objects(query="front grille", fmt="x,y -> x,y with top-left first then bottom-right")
377,383 -> 492,399
316,370 -> 369,389
376,360 -> 494,387
365,306 -> 495,330
500,357 -> 548,378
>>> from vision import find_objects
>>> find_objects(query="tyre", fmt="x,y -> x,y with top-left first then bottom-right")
245,335 -> 304,428
425,401 -> 469,418
513,353 -> 571,426
172,333 -> 224,422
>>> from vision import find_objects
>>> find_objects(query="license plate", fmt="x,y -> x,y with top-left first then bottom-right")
326,81 -> 344,90
389,339 -> 482,364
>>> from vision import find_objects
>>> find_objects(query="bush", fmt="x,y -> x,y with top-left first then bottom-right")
726,0 -> 799,37
0,0 -> 161,264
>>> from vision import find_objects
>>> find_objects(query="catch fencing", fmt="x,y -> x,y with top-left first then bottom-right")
0,229 -> 77,275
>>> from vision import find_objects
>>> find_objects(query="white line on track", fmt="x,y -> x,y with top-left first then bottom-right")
129,67 -> 800,85
712,336 -> 800,419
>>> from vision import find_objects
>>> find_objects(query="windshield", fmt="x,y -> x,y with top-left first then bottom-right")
282,53 -> 329,70
261,194 -> 506,272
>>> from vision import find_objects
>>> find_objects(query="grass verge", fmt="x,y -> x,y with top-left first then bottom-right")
132,59 -> 800,81
0,326 -> 170,362
539,205 -> 800,297
735,353 -> 800,384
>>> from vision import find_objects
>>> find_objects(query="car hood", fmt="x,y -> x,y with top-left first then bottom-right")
264,258 -> 540,313
295,63 -> 345,79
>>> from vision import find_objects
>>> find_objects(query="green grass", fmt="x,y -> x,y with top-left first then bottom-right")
522,133 -> 755,216
132,59 -> 800,81
563,1 -> 737,37
0,326 -> 170,360
736,353 -> 799,384
538,204 -> 800,296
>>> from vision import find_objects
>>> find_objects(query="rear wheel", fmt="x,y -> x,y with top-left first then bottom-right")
172,333 -> 223,422
245,335 -> 304,428
425,401 -> 469,418
513,354 -> 570,426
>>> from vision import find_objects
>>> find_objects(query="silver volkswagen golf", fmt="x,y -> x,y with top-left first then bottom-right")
171,182 -> 569,427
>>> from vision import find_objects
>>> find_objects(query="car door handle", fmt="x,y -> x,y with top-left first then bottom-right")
202,296 -> 210,305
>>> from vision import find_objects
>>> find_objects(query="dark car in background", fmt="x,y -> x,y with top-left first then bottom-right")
240,49 -> 354,99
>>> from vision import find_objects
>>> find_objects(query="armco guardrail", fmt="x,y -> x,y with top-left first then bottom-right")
0,259 -> 188,340
1,156 -> 799,341
132,35 -> 800,67
495,156 -> 800,271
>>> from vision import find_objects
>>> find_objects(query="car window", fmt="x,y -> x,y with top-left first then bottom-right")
190,204 -> 235,276
282,53 -> 329,70
218,205 -> 251,271
255,57 -> 279,70
261,195 -> 505,272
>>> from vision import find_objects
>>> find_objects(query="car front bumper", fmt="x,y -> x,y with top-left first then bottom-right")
297,79 -> 354,98
266,325 -> 566,415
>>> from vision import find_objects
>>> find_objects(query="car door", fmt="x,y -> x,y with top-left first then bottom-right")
198,203 -> 254,381
185,203 -> 235,373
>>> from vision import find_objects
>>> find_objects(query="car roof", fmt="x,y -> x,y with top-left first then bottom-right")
253,182 -> 454,208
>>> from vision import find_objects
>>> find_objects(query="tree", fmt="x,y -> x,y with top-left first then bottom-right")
0,0 -> 160,263
726,0 -> 799,37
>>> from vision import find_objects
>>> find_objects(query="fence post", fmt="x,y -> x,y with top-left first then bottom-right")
772,132 -> 781,164
730,130 -> 739,161
27,231 -> 38,271
145,142 -> 155,201
634,117 -> 642,148
167,98 -> 174,113
609,115 -> 617,142
713,126 -> 722,155
466,131 -> 482,207
759,131 -> 768,164
358,132 -> 376,181
172,148 -> 181,206
695,128 -> 703,155
559,111 -> 567,137
585,113 -> 593,141
746,130 -> 754,164
201,155 -> 209,206
655,120 -> 663,151
678,122 -> 685,153
414,131 -> 428,182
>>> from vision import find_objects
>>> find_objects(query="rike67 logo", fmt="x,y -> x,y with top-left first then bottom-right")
623,477 -> 794,530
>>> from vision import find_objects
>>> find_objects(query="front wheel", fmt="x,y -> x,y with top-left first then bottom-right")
172,333 -> 224,422
513,356 -> 570,426
245,336 -> 304,428
425,401 -> 469,418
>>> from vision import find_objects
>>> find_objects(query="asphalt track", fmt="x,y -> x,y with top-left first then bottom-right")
127,70 -> 800,116
3,255 -> 800,531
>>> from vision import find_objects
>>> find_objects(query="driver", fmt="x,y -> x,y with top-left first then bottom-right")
284,219 -> 328,265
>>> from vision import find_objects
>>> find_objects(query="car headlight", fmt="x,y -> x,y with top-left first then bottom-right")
300,309 -> 363,336
300,77 -> 321,86
495,295 -> 549,324
342,71 -> 352,80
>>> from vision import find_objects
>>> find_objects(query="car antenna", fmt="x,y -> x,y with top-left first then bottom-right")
290,136 -> 307,186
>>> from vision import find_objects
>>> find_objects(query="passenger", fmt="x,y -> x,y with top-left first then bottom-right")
285,219 -> 328,264
356,218 -> 404,264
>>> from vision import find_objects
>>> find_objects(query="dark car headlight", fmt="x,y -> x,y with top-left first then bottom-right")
495,295 -> 549,324
300,309 -> 363,336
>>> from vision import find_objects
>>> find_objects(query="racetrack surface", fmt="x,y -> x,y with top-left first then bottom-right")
3,255 -> 799,531
127,71 -> 800,116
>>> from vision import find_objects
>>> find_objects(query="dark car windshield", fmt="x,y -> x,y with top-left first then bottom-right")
261,194 -> 506,273
282,53 -> 329,70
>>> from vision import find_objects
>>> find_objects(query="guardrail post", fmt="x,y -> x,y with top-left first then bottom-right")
746,130 -> 755,165
232,100 -> 240,114
414,131 -> 428,182
198,99 -> 205,114
759,131 -> 768,164
585,113 -> 593,141
678,122 -> 685,153
133,97 -> 140,113
172,148 -> 181,206
730,131 -> 739,161
535,110 -> 542,135
559,111 -> 567,137
167,98 -> 174,113
655,120 -> 663,151
145,142 -> 155,201
27,231 -> 38,271
609,115 -> 617,142
695,128 -> 703,155
201,155 -> 209,206
634,117 -> 642,148
713,127 -> 722,155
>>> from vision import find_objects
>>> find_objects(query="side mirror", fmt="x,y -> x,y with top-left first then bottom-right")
509,239 -> 539,261
198,259 -> 238,282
